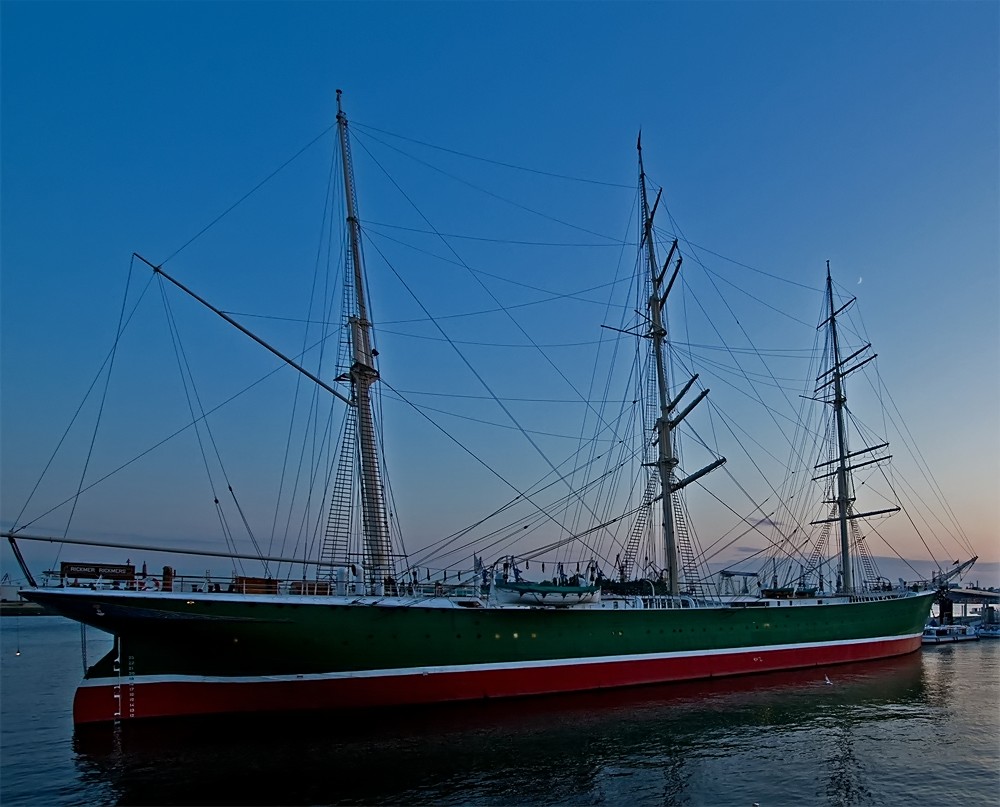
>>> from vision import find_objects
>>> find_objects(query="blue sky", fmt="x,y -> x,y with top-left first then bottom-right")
2,1 -> 997,582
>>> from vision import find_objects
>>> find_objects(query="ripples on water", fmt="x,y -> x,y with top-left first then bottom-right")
1,616 -> 998,806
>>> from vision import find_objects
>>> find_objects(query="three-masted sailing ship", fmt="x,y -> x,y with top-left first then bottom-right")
7,93 -> 951,725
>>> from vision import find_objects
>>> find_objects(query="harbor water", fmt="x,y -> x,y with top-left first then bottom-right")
1,616 -> 998,806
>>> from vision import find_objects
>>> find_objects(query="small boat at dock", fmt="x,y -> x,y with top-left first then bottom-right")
921,624 -> 980,644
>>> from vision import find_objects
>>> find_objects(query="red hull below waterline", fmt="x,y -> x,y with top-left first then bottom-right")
73,634 -> 921,724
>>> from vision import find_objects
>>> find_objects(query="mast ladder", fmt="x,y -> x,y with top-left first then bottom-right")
804,519 -> 832,588
672,492 -> 702,595
620,474 -> 657,580
320,407 -> 359,579
853,525 -> 881,589
319,210 -> 366,581
621,360 -> 660,580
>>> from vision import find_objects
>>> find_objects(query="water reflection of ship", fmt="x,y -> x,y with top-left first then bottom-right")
74,653 -> 925,806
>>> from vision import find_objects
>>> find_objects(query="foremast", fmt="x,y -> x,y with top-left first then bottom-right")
637,138 -> 725,596
335,90 -> 394,585
811,261 -> 898,594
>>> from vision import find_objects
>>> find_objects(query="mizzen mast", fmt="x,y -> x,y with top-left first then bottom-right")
637,136 -> 725,596
826,262 -> 856,592
811,261 -> 898,593
335,90 -> 394,585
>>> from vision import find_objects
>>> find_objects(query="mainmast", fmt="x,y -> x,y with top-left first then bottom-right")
637,137 -> 724,596
811,261 -> 898,594
335,90 -> 394,585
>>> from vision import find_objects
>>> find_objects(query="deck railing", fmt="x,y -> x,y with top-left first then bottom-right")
43,571 -> 481,599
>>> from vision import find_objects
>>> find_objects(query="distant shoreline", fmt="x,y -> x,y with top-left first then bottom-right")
0,601 -> 53,616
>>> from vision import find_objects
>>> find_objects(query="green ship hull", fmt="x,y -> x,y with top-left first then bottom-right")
25,587 -> 933,724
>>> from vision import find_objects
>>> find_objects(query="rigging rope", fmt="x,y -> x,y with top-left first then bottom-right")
156,277 -> 251,575
353,140 -> 629,547
352,128 -> 623,246
50,255 -> 137,566
351,121 -> 634,189
12,268 -> 155,533
270,144 -> 346,575
160,123 -> 336,266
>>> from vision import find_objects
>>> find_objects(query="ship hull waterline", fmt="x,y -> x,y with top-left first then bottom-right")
24,588 -> 933,725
